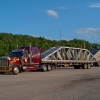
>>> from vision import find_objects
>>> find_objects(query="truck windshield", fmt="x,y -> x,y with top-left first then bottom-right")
10,52 -> 23,57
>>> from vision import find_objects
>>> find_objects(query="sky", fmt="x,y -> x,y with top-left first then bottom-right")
0,0 -> 100,43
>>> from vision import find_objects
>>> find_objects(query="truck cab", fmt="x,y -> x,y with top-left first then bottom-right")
0,46 -> 41,75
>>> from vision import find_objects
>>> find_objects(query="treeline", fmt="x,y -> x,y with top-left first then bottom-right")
0,33 -> 99,56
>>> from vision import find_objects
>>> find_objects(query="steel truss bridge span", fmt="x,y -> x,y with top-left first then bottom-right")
41,46 -> 96,65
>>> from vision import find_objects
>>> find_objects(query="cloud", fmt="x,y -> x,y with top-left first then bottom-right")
76,28 -> 100,36
46,10 -> 59,18
88,3 -> 100,8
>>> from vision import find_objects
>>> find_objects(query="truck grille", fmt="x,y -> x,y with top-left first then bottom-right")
0,58 -> 8,67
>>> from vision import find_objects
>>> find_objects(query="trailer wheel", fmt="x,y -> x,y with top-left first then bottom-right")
47,65 -> 52,71
54,64 -> 58,69
74,65 -> 80,69
74,66 -> 77,69
12,66 -> 20,75
87,64 -> 91,69
42,64 -> 47,72
82,64 -> 87,69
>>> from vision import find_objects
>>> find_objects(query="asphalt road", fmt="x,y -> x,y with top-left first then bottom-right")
0,67 -> 100,100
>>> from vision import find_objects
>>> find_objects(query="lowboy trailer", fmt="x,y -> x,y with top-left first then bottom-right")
0,46 -> 97,75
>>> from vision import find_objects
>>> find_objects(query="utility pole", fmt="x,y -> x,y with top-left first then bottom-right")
60,29 -> 62,46
84,40 -> 85,49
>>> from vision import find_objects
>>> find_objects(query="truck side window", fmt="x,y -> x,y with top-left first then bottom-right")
34,48 -> 38,53
23,52 -> 28,57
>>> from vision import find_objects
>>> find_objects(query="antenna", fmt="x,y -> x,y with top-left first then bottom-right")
84,40 -> 85,49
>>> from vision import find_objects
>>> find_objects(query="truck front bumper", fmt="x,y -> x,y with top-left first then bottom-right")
0,67 -> 12,72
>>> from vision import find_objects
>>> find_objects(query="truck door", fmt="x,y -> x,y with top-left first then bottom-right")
32,47 -> 41,64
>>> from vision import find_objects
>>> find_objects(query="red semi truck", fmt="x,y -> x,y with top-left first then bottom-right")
0,46 -> 97,75
0,46 -> 54,75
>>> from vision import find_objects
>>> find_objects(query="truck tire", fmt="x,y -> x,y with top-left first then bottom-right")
42,64 -> 47,72
87,64 -> 91,69
54,64 -> 58,69
74,65 -> 80,69
74,66 -> 77,69
12,66 -> 20,75
82,64 -> 87,69
47,65 -> 52,71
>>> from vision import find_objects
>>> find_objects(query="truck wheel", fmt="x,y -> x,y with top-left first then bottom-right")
52,64 -> 57,69
74,66 -> 77,69
47,65 -> 52,71
74,65 -> 80,69
82,64 -> 87,69
87,64 -> 91,69
12,66 -> 20,75
42,64 -> 47,72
